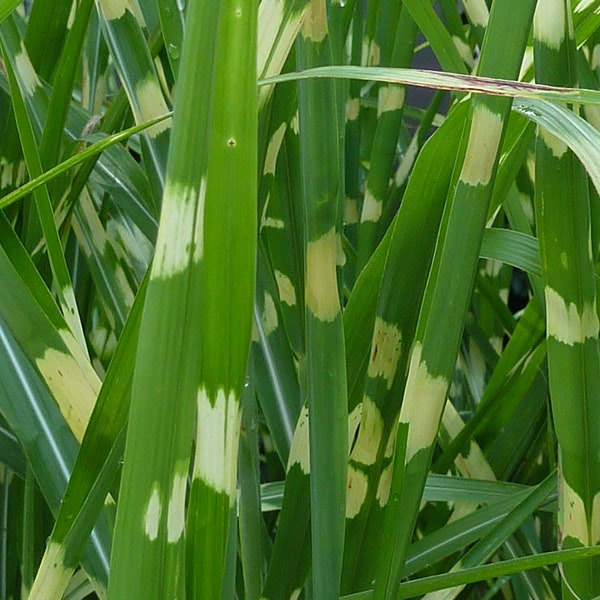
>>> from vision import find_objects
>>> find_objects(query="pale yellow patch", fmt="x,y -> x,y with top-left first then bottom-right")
561,477 -> 588,545
369,41 -> 380,66
361,39 -> 370,66
290,589 -> 302,600
539,126 -> 568,158
260,194 -> 285,230
367,317 -> 402,389
115,265 -> 135,308
346,98 -> 360,122
195,388 -> 241,502
460,105 -> 503,187
258,0 -> 308,110
261,291 -> 279,336
301,0 -> 328,42
305,228 -> 340,322
152,179 -> 205,278
344,197 -> 359,225
144,483 -> 161,541
533,0 -> 566,50
452,36 -> 473,68
361,189 -> 383,223
592,45 -> 600,70
290,111 -> 300,134
129,0 -> 146,27
350,395 -> 383,466
376,463 -> 393,507
467,338 -> 485,401
347,402 -> 362,453
591,490 -> 600,545
27,542 -> 72,600
377,85 -> 405,118
399,343 -> 448,464
73,220 -> 122,324
264,122 -> 286,176
394,136 -> 419,189
257,0 -> 285,76
462,0 -> 489,28
384,413 -> 399,458
336,233 -> 346,267
585,105 -> 600,134
135,77 -> 171,137
274,270 -> 297,307
346,465 -> 369,519
251,318 -> 260,343
97,0 -> 128,20
167,470 -> 187,543
288,405 -> 310,474
15,43 -> 41,96
67,0 -> 76,28
545,287 -> 599,345
483,258 -> 502,278
36,348 -> 98,442
442,403 -> 495,480
0,158 -> 26,189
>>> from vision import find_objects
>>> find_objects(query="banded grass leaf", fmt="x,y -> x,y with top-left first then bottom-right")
355,7 -> 418,271
258,73 -> 305,359
380,3 -> 537,597
0,224 -> 99,448
30,278 -> 147,600
0,315 -> 111,593
533,2 -> 600,596
253,242 -> 302,465
0,19 -> 87,352
342,100 -> 468,594
108,0 -> 257,597
258,0 -> 311,111
72,191 -> 135,336
433,298 -> 546,476
296,1 -> 348,597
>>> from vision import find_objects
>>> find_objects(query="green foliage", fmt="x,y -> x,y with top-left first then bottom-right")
3,0 -> 600,598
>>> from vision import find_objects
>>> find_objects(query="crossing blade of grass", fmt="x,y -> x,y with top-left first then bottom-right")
0,113 -> 171,212
343,546 -> 600,600
479,228 -> 541,278
533,2 -> 600,596
416,464 -> 556,599
261,65 -> 600,105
